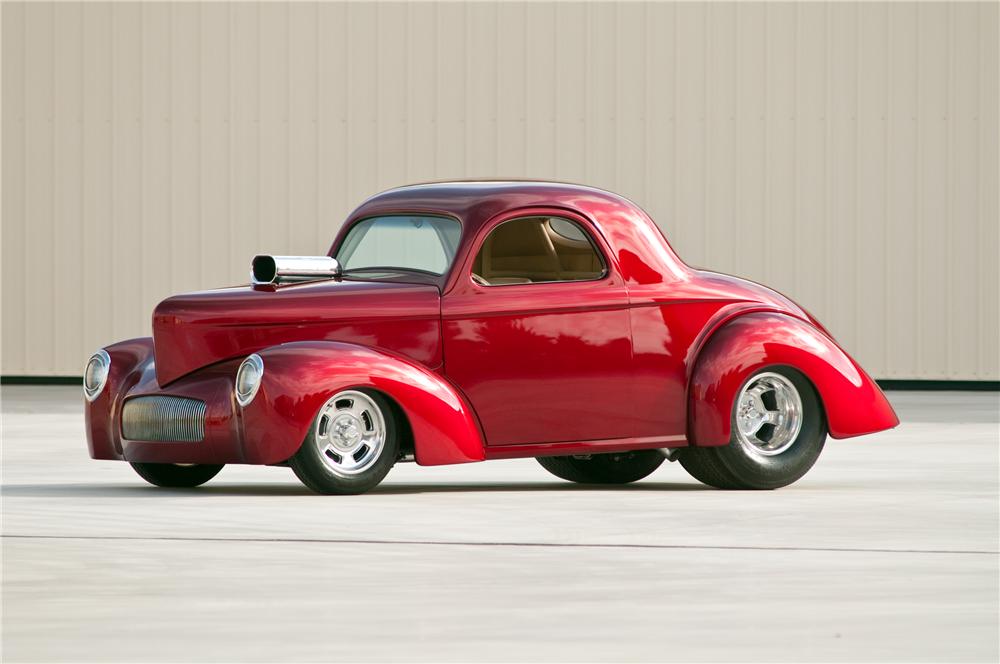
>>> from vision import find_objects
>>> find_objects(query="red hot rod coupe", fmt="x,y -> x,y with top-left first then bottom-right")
84,181 -> 898,494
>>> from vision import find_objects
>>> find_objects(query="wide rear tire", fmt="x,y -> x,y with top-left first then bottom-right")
537,450 -> 665,484
679,366 -> 826,489
130,463 -> 224,488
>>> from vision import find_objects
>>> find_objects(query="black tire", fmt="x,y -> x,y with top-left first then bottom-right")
679,366 -> 826,490
289,389 -> 399,495
129,462 -> 224,488
536,450 -> 665,484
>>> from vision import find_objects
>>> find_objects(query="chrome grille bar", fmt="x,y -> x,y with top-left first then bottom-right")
121,396 -> 206,442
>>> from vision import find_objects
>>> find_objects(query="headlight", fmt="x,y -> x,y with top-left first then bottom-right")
83,349 -> 111,402
235,354 -> 264,407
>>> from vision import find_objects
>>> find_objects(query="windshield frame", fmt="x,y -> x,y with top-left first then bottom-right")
332,212 -> 464,285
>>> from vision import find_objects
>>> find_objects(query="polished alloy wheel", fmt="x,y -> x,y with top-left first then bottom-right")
734,372 -> 803,456
313,390 -> 386,476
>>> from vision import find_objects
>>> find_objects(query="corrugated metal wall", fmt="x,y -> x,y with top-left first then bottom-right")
2,1 -> 998,379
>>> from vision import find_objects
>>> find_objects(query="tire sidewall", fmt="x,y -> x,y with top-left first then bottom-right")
716,366 -> 826,489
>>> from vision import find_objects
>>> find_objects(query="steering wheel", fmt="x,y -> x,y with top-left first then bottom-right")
471,273 -> 490,287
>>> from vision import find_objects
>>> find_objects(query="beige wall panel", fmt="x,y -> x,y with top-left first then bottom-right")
826,3 -> 860,356
1,1 -> 997,380
228,3 -> 261,268
24,3 -> 56,373
949,3 -> 985,379
80,3 -> 114,363
317,2 -> 348,253
734,3 -> 766,284
793,3 -> 827,326
916,4 -> 951,378
2,2 -> 26,371
109,3 -> 144,343
886,3 -> 919,378
199,2 -> 231,286
980,2 -> 1000,381
289,3 -> 319,258
140,3 -> 172,322
52,3 -> 83,372
856,3 -> 889,372
171,4 -> 203,294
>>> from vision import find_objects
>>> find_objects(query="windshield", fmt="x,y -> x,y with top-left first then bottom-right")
336,215 -> 462,276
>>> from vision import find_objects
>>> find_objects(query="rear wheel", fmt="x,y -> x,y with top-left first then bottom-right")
536,450 -> 665,484
129,462 -> 224,488
289,389 -> 399,495
679,367 -> 826,489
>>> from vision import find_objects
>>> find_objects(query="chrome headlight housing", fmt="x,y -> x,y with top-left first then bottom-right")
235,354 -> 264,407
83,349 -> 111,402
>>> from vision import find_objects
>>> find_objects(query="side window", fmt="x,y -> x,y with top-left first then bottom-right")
471,216 -> 606,286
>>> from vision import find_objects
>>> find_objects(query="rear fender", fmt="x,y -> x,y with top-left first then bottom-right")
241,341 -> 486,465
687,312 -> 898,446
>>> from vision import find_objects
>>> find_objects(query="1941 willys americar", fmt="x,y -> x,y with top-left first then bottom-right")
84,181 -> 899,494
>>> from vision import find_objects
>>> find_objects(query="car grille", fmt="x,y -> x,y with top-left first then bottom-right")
121,396 -> 206,442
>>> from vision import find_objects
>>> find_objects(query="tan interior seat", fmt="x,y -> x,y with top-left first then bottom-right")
472,217 -> 604,285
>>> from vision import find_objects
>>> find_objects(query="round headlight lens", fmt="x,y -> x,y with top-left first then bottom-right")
235,354 -> 264,407
83,349 -> 111,402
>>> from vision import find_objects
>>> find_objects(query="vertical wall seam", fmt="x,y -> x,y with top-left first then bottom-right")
108,5 -> 115,337
642,1 -> 649,220
976,2 -> 984,375
945,4 -> 953,377
853,3 -> 860,352
880,6 -> 894,373
672,5 -> 677,231
78,5 -> 85,364
763,5 -> 770,282
315,3 -> 320,248
227,3 -> 233,276
50,4 -> 57,371
286,3 -> 291,248
823,1 -> 830,336
914,3 -> 923,376
734,2 -> 741,272
256,1 -> 261,249
167,4 -> 174,295
703,4 -> 709,259
792,3 -> 798,300
19,5 -> 27,367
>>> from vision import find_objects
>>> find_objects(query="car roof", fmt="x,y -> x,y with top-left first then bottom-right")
336,179 -> 690,289
347,180 -> 637,233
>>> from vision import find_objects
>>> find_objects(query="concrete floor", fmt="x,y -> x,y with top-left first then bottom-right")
1,386 -> 997,662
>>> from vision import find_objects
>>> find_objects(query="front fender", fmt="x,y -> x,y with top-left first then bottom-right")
688,312 -> 898,446
85,337 -> 156,460
241,341 -> 486,466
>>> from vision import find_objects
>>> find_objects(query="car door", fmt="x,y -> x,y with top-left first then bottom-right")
441,209 -> 635,447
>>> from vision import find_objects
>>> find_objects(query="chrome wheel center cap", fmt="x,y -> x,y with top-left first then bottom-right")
738,396 -> 765,435
331,415 -> 362,449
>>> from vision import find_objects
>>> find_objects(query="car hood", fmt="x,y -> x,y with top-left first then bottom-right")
152,279 -> 441,385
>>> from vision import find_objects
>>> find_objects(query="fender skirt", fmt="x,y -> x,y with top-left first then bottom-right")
688,312 -> 899,446
242,341 -> 486,466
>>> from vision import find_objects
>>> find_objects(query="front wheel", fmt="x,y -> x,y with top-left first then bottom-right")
289,389 -> 399,495
130,462 -> 224,488
537,450 -> 665,484
679,367 -> 826,489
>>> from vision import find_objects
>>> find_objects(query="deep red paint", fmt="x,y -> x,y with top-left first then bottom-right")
688,312 -> 899,445
86,181 -> 898,470
153,280 -> 441,385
